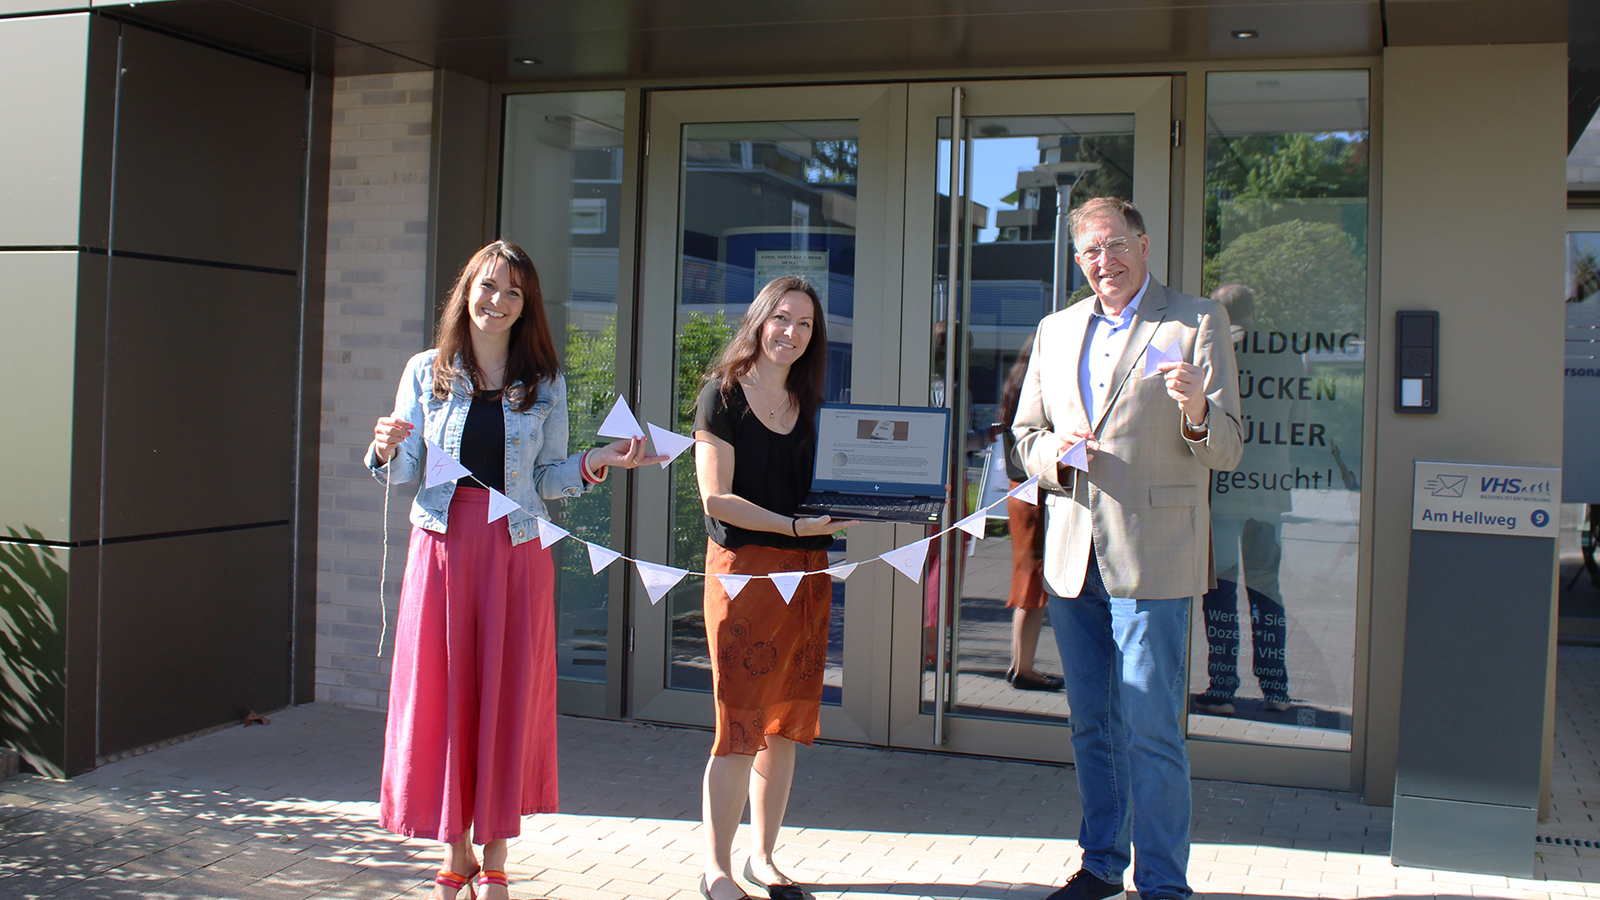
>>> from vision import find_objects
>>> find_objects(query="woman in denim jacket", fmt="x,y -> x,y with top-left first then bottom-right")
367,240 -> 661,900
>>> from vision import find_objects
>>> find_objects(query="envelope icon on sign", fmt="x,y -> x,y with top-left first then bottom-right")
1428,474 -> 1466,497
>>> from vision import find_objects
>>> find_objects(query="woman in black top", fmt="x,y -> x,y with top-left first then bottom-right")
692,276 -> 857,900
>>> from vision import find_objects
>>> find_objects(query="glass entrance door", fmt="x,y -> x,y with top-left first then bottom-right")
886,79 -> 1175,759
629,85 -> 906,744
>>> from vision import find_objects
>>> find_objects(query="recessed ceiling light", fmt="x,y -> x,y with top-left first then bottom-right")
515,57 -> 543,65
1231,29 -> 1259,39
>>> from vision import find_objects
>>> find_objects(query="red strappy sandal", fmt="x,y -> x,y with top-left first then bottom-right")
478,870 -> 518,898
436,866 -> 480,899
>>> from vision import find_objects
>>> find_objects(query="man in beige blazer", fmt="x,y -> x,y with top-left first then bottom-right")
1013,197 -> 1242,900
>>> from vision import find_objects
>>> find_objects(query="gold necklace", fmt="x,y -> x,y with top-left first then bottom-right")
748,374 -> 788,421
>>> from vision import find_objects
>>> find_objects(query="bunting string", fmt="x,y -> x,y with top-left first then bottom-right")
376,396 -> 1088,616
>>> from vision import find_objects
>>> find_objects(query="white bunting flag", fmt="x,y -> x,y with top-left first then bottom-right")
647,422 -> 697,468
597,394 -> 645,439
879,537 -> 933,584
636,560 -> 690,605
585,541 -> 622,574
826,562 -> 859,580
768,571 -> 806,604
1058,439 -> 1090,473
536,518 -> 570,549
954,510 -> 989,539
1143,339 -> 1183,377
423,439 -> 472,488
485,487 -> 520,523
716,573 -> 753,598
1007,474 -> 1041,506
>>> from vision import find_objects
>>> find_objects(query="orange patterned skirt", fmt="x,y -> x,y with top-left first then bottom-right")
703,539 -> 831,756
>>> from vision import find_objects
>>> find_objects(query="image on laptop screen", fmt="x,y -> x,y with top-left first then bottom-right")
812,405 -> 949,492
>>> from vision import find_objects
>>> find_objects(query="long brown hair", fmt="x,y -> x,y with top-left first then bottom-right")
704,276 -> 829,432
431,240 -> 559,411
999,330 -> 1037,428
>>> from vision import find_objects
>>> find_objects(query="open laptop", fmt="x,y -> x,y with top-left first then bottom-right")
794,403 -> 952,524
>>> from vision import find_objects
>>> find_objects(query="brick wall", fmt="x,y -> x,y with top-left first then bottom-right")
315,72 -> 435,710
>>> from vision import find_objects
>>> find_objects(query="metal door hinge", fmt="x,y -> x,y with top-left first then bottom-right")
1172,120 -> 1182,148
628,627 -> 635,653
644,132 -> 649,157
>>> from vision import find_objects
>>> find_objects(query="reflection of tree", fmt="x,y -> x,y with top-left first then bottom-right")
670,312 -> 738,574
805,141 -> 858,185
1,527 -> 68,777
1573,250 -> 1600,304
554,320 -> 619,610
1205,132 -> 1369,263
1071,134 -> 1134,205
1207,220 -> 1365,334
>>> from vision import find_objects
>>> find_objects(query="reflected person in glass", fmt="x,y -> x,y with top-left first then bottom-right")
692,277 -> 858,900
1012,197 -> 1242,900
1196,284 -> 1293,717
366,241 -> 663,900
998,333 -> 1064,691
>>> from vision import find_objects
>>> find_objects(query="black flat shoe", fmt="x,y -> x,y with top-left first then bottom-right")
743,859 -> 805,900
1012,671 -> 1065,692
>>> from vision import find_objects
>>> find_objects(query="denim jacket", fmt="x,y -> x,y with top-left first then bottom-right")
366,350 -> 592,547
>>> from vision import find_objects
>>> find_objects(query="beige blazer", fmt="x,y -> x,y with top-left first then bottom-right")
1013,279 -> 1243,600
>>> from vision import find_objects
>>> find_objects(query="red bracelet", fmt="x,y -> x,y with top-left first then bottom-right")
580,450 -> 605,484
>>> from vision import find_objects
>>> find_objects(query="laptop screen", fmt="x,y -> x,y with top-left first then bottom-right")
810,403 -> 951,495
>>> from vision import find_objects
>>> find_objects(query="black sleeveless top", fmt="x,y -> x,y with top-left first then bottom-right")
693,378 -> 830,551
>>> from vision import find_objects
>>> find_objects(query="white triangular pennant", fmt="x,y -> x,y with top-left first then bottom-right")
768,571 -> 806,604
423,439 -> 472,488
879,538 -> 933,584
536,518 -> 570,549
954,510 -> 988,538
716,573 -> 753,598
1007,475 -> 1040,506
485,487 -> 520,523
1058,439 -> 1090,473
585,541 -> 621,574
825,562 -> 859,580
1143,339 -> 1183,377
596,394 -> 644,439
646,422 -> 696,468
635,560 -> 690,605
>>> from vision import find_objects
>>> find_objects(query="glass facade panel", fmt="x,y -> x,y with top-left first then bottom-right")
1562,233 -> 1600,631
500,91 -> 627,683
665,121 -> 859,703
1191,71 -> 1369,748
925,114 -> 1135,722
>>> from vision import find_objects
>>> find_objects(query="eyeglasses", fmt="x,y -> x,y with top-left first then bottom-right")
1076,237 -> 1136,262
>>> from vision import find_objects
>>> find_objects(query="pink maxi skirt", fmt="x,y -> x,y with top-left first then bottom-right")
379,487 -> 559,844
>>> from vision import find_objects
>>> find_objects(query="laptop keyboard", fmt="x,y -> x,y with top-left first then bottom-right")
800,493 -> 945,522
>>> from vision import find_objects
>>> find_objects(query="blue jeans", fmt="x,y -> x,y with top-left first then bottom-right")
1049,558 -> 1192,899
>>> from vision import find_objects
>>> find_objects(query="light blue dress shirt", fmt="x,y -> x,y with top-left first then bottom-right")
1079,274 -> 1151,423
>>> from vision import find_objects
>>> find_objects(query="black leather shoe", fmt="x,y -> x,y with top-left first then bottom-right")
1012,671 -> 1065,692
1042,868 -> 1125,900
743,859 -> 804,900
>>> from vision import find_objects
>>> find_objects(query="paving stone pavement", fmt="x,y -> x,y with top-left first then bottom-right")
7,650 -> 1600,899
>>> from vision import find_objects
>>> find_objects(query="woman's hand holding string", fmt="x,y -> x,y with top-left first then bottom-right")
372,416 -> 415,464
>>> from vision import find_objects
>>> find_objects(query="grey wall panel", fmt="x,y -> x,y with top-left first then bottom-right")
292,68 -> 333,704
1395,530 -> 1554,809
0,13 -> 91,246
76,13 -> 120,251
98,526 -> 291,756
0,252 -> 85,545
112,24 -> 306,272
69,250 -> 109,545
101,257 -> 298,538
